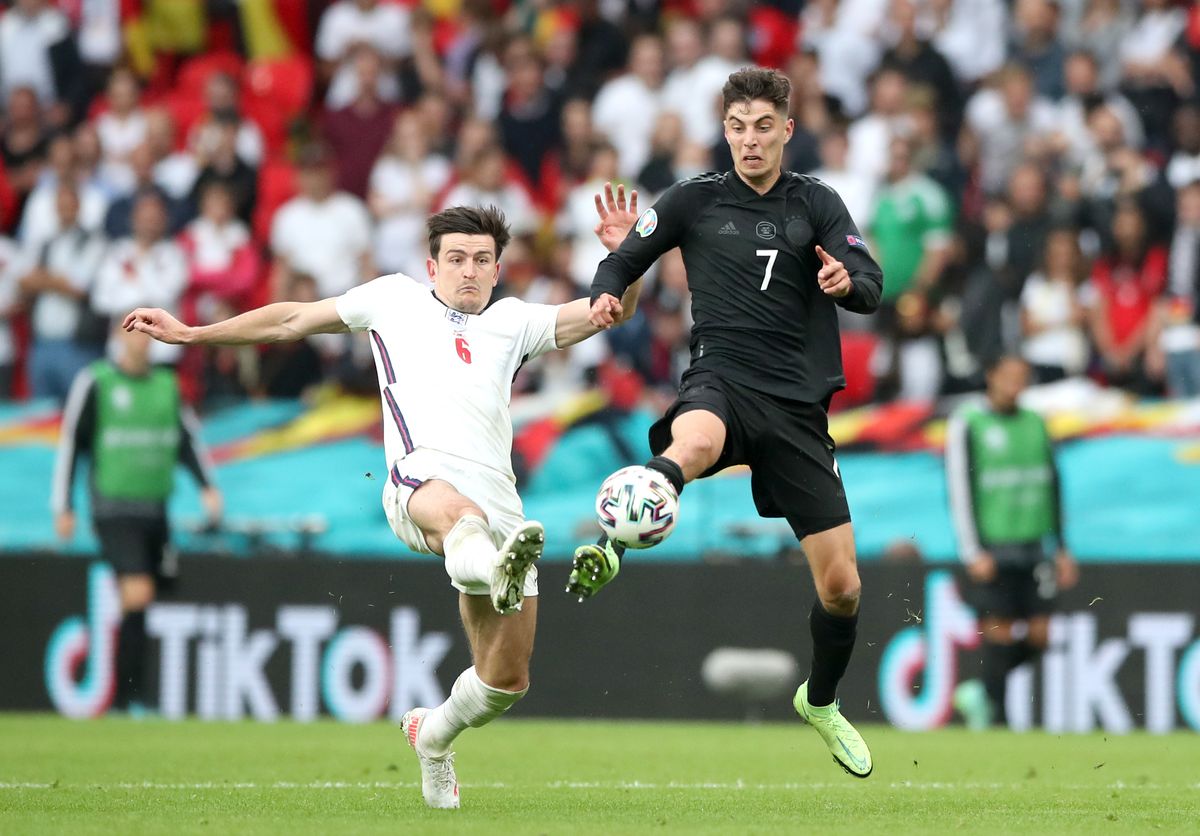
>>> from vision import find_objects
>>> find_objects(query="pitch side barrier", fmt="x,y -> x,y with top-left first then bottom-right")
3,555 -> 1199,732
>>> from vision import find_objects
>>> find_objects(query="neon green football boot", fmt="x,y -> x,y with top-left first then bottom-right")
793,680 -> 873,778
565,540 -> 622,601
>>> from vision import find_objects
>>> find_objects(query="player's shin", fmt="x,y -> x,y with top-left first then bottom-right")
115,610 -> 148,710
806,600 -> 858,707
417,666 -> 528,756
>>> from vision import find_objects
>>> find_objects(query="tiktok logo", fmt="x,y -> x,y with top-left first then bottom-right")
44,563 -> 121,718
878,571 -> 979,730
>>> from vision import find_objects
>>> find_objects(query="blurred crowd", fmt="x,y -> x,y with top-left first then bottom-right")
1,0 -> 1200,411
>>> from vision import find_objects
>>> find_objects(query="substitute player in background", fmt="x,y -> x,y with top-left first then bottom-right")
53,323 -> 223,715
570,67 -> 883,778
124,195 -> 642,809
946,355 -> 1079,728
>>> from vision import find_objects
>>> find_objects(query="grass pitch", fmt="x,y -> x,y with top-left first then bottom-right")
1,715 -> 1197,834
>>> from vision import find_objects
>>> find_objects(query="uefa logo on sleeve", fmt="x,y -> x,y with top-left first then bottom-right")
635,209 -> 658,238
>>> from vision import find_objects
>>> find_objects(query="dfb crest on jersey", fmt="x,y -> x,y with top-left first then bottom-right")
756,221 -> 777,240
445,308 -> 469,329
635,209 -> 658,238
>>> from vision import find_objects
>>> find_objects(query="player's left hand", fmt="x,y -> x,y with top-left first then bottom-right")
589,293 -> 624,328
1055,549 -> 1079,590
593,182 -> 638,253
816,246 -> 852,298
201,487 -> 224,526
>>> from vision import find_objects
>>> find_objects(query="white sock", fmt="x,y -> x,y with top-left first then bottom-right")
442,515 -> 496,589
418,666 -> 527,756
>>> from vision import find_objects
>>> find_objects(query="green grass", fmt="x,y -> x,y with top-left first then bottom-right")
1,715 -> 1197,835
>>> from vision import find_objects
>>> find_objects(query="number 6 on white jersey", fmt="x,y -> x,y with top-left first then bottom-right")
756,249 -> 778,291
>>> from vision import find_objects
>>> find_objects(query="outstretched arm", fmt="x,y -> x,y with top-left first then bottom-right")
123,298 -> 349,345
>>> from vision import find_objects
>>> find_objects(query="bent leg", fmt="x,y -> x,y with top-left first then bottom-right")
418,596 -> 537,756
801,523 -> 861,707
659,409 -> 727,483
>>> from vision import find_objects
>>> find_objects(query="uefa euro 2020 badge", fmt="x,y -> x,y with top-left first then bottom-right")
635,209 -> 658,238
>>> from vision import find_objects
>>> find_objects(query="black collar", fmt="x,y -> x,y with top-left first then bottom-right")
724,168 -> 790,201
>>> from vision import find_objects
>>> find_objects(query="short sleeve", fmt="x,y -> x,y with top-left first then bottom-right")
492,297 -> 561,360
336,276 -> 401,332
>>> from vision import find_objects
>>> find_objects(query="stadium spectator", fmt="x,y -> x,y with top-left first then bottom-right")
1069,0 -> 1132,92
592,33 -> 665,180
439,144 -> 539,238
368,111 -> 452,280
94,67 -> 147,194
103,142 -> 189,239
1019,227 -> 1089,382
250,272 -> 325,399
636,112 -> 701,196
315,0 -> 410,110
847,67 -> 911,189
1154,181 -> 1200,397
53,322 -> 221,714
962,64 -> 1059,197
1,86 -> 50,199
179,182 -> 260,326
1166,104 -> 1200,190
1009,0 -> 1067,101
1055,50 -> 1145,165
800,0 -> 883,118
879,0 -> 964,140
1084,201 -> 1169,393
926,0 -> 1007,86
0,232 -> 19,396
188,72 -> 265,169
562,141 -> 621,291
0,0 -> 74,114
322,46 -> 400,200
93,191 -> 188,366
869,135 -> 955,399
809,125 -> 876,231
539,98 -> 599,214
660,18 -> 732,149
947,354 -> 1078,729
497,37 -> 562,193
19,132 -> 108,252
269,143 -> 373,300
143,109 -> 199,203
19,183 -> 106,402
72,121 -> 122,200
905,85 -> 968,202
188,114 -> 257,225
1118,0 -> 1189,151
569,0 -> 629,100
1003,163 -> 1056,298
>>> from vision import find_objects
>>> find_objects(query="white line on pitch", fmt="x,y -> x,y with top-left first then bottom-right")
1,781 -> 1197,791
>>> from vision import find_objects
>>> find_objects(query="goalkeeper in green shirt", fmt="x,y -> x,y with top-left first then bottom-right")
945,355 -> 1079,728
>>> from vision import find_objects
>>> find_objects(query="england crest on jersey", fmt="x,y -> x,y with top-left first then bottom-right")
635,209 -> 658,238
445,308 -> 469,329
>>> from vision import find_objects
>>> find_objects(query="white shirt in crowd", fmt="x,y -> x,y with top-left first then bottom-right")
808,167 -> 876,232
0,237 -> 22,368
660,56 -> 740,147
271,192 -> 373,297
75,0 -> 122,65
0,4 -> 68,105
928,0 -> 1007,85
438,182 -> 538,238
154,152 -> 200,201
18,177 -> 110,255
1119,7 -> 1186,68
592,74 -> 663,179
93,238 -> 188,364
800,7 -> 882,118
31,227 -> 107,341
1019,273 -> 1088,374
335,273 -> 560,480
561,178 -> 615,291
1163,225 -> 1200,354
316,0 -> 411,108
1166,152 -> 1200,191
847,113 -> 908,188
369,154 -> 453,279
96,111 -> 147,168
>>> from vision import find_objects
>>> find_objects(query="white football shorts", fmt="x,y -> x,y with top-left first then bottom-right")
381,447 -> 538,598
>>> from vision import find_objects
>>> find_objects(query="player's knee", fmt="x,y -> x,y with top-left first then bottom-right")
119,574 -> 155,611
821,583 -> 861,616
675,432 -> 719,470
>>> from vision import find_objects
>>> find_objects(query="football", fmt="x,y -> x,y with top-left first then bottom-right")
595,465 -> 680,549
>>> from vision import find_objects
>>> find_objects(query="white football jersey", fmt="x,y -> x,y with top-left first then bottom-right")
336,274 -> 560,484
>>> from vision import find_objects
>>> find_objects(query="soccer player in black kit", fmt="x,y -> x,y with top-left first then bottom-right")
568,68 -> 882,777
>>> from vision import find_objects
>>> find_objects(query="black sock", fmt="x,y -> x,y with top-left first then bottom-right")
981,641 -> 1011,725
645,455 -> 685,495
596,533 -> 625,557
807,600 -> 858,707
116,610 -> 148,708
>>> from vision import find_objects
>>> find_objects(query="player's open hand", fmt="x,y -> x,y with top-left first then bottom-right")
593,182 -> 639,253
589,293 -> 624,329
816,246 -> 852,298
123,308 -> 192,344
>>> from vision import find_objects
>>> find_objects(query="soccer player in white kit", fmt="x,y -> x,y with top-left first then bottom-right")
123,188 -> 642,810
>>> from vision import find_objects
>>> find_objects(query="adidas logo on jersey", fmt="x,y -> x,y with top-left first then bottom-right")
718,221 -> 739,235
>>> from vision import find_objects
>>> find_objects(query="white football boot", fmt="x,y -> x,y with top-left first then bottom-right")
490,520 -> 544,615
401,707 -> 460,809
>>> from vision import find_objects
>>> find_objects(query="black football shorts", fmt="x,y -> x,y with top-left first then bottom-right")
649,367 -> 851,540
968,551 -> 1057,620
94,516 -> 172,579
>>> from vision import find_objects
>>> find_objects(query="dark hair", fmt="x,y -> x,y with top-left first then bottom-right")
985,353 -> 1028,377
722,67 -> 791,116
427,205 -> 512,260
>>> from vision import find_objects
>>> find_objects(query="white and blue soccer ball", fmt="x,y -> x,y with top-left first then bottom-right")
595,465 -> 680,549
